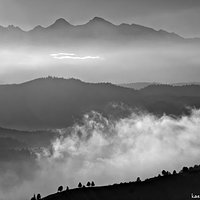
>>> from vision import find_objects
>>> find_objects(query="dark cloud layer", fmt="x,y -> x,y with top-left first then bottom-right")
0,0 -> 200,37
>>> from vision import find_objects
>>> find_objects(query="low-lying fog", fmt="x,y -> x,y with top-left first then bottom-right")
1,108 -> 200,200
0,42 -> 200,84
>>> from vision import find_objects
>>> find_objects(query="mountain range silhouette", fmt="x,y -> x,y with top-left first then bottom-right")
1,17 -> 198,47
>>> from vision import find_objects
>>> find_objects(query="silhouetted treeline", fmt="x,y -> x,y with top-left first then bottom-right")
31,163 -> 200,200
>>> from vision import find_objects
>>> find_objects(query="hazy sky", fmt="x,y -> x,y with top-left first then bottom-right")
0,0 -> 200,37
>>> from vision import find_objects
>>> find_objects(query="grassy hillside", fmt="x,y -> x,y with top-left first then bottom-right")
42,166 -> 200,200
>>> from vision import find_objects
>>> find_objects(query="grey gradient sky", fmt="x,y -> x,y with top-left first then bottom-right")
0,0 -> 200,37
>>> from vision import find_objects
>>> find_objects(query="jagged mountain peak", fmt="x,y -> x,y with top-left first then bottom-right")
87,17 -> 114,25
54,18 -> 70,24
30,25 -> 45,32
47,18 -> 73,28
6,25 -> 23,32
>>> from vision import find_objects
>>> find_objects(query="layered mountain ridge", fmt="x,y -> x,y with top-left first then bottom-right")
1,77 -> 200,130
0,17 -> 195,47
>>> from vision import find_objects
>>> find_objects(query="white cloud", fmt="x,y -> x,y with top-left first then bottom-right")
50,52 -> 101,60
3,109 -> 200,200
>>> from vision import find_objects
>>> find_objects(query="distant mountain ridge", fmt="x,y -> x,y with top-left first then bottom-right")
1,17 -> 197,47
0,126 -> 57,148
119,82 -> 200,90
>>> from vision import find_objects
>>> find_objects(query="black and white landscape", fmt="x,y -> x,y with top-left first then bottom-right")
1,1 -> 200,200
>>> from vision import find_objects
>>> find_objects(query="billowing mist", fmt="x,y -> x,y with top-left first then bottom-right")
2,108 -> 200,200
0,42 -> 200,84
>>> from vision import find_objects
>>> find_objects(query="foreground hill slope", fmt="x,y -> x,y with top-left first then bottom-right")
42,168 -> 200,200
1,77 -> 200,129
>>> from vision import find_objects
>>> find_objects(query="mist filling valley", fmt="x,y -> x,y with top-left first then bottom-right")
1,107 -> 200,200
0,42 -> 200,84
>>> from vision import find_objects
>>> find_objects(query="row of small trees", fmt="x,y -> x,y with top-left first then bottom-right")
116,165 -> 200,186
161,165 -> 200,177
57,181 -> 95,193
78,181 -> 95,188
31,164 -> 200,199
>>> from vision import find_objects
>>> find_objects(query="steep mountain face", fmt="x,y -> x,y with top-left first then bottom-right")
1,77 -> 200,130
0,17 -> 186,47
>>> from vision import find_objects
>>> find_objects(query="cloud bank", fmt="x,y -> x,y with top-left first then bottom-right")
2,109 -> 200,200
